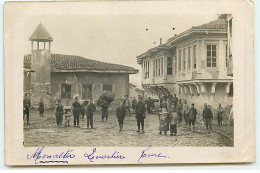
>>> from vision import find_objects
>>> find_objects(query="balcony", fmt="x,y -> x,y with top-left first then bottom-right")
227,56 -> 233,76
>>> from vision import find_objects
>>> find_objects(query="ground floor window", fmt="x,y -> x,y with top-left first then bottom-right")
61,84 -> 71,99
103,84 -> 113,93
82,84 -> 92,99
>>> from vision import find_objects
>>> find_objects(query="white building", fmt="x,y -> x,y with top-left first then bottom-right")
137,15 -> 233,108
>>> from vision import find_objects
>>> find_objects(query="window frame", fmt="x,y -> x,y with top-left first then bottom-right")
61,84 -> 71,99
82,84 -> 93,99
167,56 -> 173,75
206,44 -> 217,68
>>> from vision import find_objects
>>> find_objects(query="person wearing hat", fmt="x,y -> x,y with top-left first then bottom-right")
158,101 -> 170,135
169,106 -> 178,136
64,100 -> 72,127
55,99 -> 64,126
72,96 -> 81,127
188,103 -> 197,130
182,99 -> 189,125
38,98 -> 45,117
123,95 -> 131,116
116,98 -> 126,131
23,93 -> 31,125
86,99 -> 96,129
203,103 -> 213,133
135,96 -> 146,133
176,99 -> 183,123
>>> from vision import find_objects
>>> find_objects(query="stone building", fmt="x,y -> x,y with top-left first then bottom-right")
137,15 -> 233,108
24,23 -> 138,108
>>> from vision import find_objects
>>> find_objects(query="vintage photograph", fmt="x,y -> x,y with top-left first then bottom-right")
22,13 -> 234,147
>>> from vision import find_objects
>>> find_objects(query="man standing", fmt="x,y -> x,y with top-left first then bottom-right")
116,98 -> 126,131
203,103 -> 213,133
172,94 -> 178,108
72,96 -> 81,127
217,103 -> 224,126
38,98 -> 45,117
23,93 -> 31,125
86,99 -> 96,129
176,99 -> 183,123
135,97 -> 146,133
123,95 -> 131,116
146,97 -> 153,114
182,100 -> 189,125
188,103 -> 197,130
132,97 -> 137,113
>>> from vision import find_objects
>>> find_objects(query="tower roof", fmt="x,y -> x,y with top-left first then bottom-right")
29,23 -> 53,42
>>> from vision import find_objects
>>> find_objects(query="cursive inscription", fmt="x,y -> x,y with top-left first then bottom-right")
138,146 -> 168,163
27,146 -> 76,164
84,148 -> 126,162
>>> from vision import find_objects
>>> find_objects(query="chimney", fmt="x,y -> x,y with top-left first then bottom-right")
160,38 -> 162,45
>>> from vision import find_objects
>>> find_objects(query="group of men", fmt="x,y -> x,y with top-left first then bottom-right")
23,92 -> 232,135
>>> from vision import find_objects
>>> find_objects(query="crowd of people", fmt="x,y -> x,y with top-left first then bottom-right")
23,93 -> 234,135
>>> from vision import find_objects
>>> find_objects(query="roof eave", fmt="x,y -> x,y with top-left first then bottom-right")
51,69 -> 139,74
167,29 -> 227,44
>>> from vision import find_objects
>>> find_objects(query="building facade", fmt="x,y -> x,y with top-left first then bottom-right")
24,23 -> 138,108
137,15 -> 233,108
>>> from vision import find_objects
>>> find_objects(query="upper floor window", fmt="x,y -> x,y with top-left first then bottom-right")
183,48 -> 186,70
193,45 -> 197,69
188,47 -> 191,69
178,50 -> 182,71
161,57 -> 164,75
174,56 -> 177,74
225,45 -> 228,67
167,57 -> 173,75
206,45 -> 217,67
153,59 -> 156,77
158,58 -> 161,76
143,60 -> 150,79
155,59 -> 158,76
61,84 -> 71,99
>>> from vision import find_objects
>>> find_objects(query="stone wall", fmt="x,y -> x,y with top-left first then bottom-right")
51,72 -> 130,107
30,83 -> 52,108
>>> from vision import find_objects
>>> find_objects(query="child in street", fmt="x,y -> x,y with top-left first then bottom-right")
169,107 -> 178,136
64,100 -> 72,127
55,99 -> 64,126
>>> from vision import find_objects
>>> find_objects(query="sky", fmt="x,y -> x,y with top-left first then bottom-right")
24,14 -> 218,88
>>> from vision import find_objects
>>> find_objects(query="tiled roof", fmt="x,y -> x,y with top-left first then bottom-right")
29,23 -> 53,42
24,54 -> 138,74
191,19 -> 227,30
167,18 -> 227,43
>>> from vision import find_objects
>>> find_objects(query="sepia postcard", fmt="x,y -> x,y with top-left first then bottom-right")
4,0 -> 255,165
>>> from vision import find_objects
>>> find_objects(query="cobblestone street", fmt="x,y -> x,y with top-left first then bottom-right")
24,109 -> 234,147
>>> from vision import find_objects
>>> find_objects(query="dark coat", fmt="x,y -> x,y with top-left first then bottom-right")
72,101 -> 81,114
39,101 -> 44,111
135,101 -> 146,116
116,106 -> 126,123
86,103 -> 96,116
23,98 -> 31,110
188,107 -> 197,120
203,107 -> 213,119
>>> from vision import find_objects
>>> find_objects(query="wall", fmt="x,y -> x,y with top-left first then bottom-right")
51,72 -> 129,106
29,49 -> 52,108
23,71 -> 31,95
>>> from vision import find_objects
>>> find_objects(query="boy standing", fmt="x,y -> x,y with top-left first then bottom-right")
86,99 -> 96,129
64,100 -> 72,127
55,99 -> 64,126
38,98 -> 45,117
188,104 -> 197,130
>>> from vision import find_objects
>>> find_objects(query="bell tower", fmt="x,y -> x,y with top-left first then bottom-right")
29,23 -> 53,108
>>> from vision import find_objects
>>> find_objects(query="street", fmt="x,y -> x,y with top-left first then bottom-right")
24,109 -> 234,147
